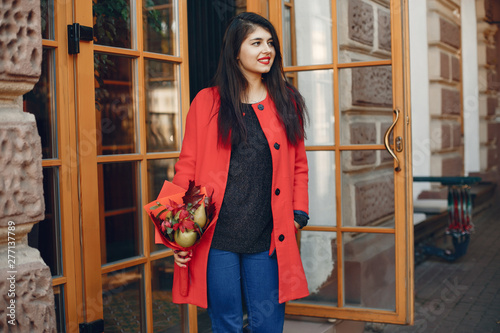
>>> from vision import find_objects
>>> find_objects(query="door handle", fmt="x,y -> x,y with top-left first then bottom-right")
384,109 -> 401,172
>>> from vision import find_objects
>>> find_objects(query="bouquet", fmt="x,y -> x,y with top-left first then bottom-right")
144,180 -> 216,296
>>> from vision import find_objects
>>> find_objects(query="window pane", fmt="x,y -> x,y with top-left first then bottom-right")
145,60 -> 180,152
284,0 -> 332,66
95,53 -> 136,155
292,231 -> 338,306
24,48 -> 56,159
339,66 -> 393,146
28,167 -> 62,276
337,0 -> 391,63
53,286 -> 66,333
40,0 -> 54,40
100,162 -> 141,264
343,232 -> 395,310
287,70 -> 334,146
93,0 -> 132,48
307,151 -> 336,227
147,158 -> 177,253
103,266 -> 145,332
143,0 -> 178,55
341,151 -> 395,228
151,257 -> 186,331
282,4 -> 293,67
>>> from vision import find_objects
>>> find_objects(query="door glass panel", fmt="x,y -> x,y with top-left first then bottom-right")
341,151 -> 395,228
143,0 -> 178,55
339,66 -> 393,145
102,266 -> 145,332
24,48 -> 56,159
287,70 -> 334,146
151,257 -> 185,331
93,0 -> 132,48
95,53 -> 136,155
343,232 -> 395,310
337,0 -> 391,63
53,285 -> 66,333
282,3 -> 293,67
100,162 -> 141,264
145,60 -> 180,152
294,231 -> 338,305
147,158 -> 177,253
28,167 -> 62,276
283,0 -> 333,66
40,0 -> 54,40
307,151 -> 336,227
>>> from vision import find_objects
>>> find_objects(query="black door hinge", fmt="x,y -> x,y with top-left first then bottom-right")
68,23 -> 94,54
79,319 -> 104,333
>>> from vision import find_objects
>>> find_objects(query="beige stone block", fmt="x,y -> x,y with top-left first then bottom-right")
430,120 -> 444,151
429,83 -> 442,116
428,48 -> 444,80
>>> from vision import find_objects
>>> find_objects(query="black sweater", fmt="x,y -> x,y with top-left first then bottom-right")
210,104 -> 274,253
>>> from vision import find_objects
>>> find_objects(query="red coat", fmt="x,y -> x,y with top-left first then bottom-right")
171,87 -> 309,308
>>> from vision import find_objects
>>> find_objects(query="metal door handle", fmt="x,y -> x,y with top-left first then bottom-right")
384,109 -> 401,172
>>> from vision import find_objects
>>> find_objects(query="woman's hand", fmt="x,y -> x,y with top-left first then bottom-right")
174,250 -> 192,268
294,221 -> 301,230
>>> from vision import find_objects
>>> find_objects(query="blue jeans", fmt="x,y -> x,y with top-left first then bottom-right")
207,249 -> 285,333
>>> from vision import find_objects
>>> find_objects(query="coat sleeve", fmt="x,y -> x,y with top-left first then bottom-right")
292,138 -> 309,215
172,95 -> 200,189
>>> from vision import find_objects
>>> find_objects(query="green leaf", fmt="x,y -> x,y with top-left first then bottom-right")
155,208 -> 167,219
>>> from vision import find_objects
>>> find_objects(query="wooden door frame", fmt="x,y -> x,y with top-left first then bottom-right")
268,0 -> 414,325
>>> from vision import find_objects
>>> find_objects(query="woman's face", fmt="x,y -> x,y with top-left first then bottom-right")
237,26 -> 275,80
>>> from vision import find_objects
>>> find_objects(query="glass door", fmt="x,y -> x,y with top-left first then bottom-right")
73,0 -> 193,331
279,0 -> 414,325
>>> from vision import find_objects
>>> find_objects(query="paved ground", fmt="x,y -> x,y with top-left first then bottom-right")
379,203 -> 500,333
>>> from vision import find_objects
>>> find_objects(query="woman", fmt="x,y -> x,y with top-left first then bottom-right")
171,12 -> 309,332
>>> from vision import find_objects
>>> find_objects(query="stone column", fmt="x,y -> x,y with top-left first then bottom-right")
0,0 -> 56,332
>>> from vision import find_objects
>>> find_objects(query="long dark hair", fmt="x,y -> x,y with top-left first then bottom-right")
212,12 -> 308,147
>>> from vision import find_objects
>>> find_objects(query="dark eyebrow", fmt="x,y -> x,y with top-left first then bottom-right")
249,37 -> 273,42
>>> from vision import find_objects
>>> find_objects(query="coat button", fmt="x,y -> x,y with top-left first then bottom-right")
275,188 -> 280,195
278,234 -> 285,242
258,104 -> 264,110
274,143 -> 280,150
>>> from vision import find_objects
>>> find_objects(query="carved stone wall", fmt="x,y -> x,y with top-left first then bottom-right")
338,0 -> 394,228
476,0 -> 500,181
0,0 -> 56,331
427,0 -> 464,177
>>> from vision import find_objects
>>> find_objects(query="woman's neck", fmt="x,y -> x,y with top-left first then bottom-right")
243,76 -> 267,104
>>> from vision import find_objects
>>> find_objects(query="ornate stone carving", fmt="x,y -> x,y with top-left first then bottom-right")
451,56 -> 460,82
378,9 -> 391,51
441,156 -> 463,176
440,52 -> 450,80
348,0 -> 374,46
350,123 -> 376,165
439,17 -> 460,49
352,66 -> 392,107
0,122 -> 44,226
354,176 -> 394,226
441,88 -> 461,115
487,97 -> 498,116
0,0 -> 55,331
0,261 -> 56,332
0,0 -> 42,100
441,124 -> 451,149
